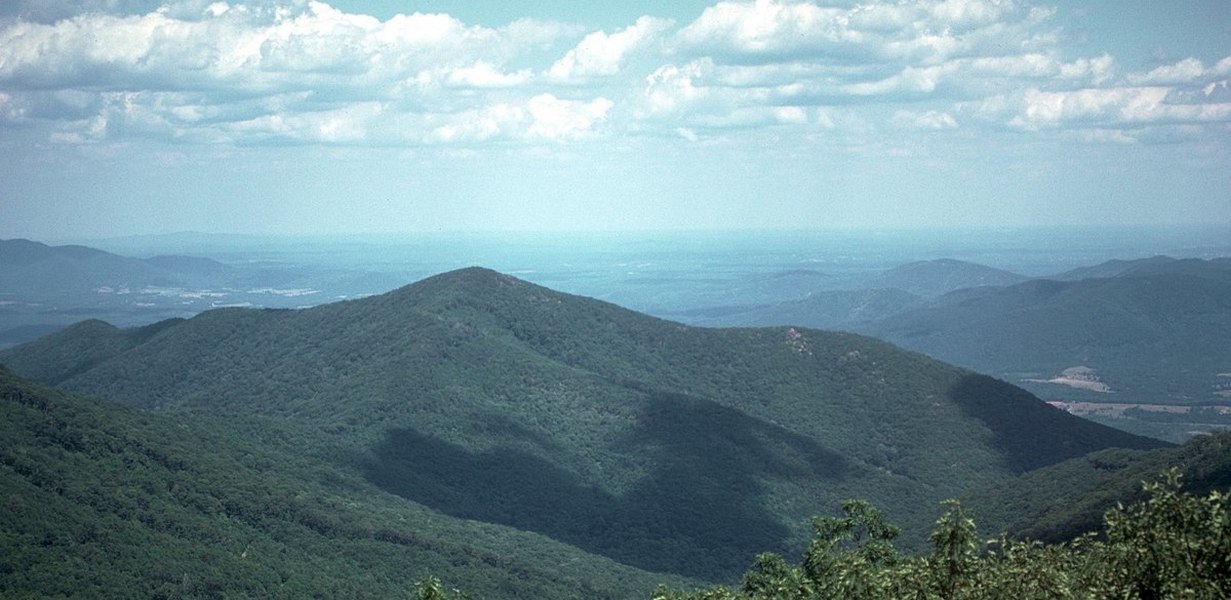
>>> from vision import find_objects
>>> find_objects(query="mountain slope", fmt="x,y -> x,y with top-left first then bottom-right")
861,258 -> 1231,405
0,267 -> 1165,581
0,366 -> 683,599
964,430 -> 1231,544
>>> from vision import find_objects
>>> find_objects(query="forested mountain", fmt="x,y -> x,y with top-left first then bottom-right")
0,366 -> 687,598
963,430 -> 1231,545
693,257 -> 1231,414
0,267 -> 1164,589
864,258 -> 1231,406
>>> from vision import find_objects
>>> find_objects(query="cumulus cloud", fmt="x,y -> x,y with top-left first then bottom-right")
0,0 -> 1228,148
673,0 -> 1047,66
547,16 -> 672,82
1128,56 -> 1231,85
965,86 -> 1231,133
527,94 -> 613,139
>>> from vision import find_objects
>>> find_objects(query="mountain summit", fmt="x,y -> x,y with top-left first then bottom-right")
0,267 -> 1164,580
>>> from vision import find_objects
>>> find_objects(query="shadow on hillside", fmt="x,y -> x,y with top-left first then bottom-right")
946,374 -> 1167,474
364,391 -> 852,580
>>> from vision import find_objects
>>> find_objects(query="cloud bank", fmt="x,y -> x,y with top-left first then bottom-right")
0,0 -> 1228,148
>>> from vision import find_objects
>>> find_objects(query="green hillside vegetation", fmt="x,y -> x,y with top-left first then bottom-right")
0,268 -> 1164,586
653,466 -> 1231,600
0,366 -> 692,598
962,430 -> 1231,544
865,258 -> 1231,406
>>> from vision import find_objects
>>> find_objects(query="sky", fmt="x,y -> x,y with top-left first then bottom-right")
0,0 -> 1228,240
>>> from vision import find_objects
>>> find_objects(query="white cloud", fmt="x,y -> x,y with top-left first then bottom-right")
547,16 -> 672,82
1127,56 -> 1231,85
1130,58 -> 1207,85
673,0 -> 1044,66
445,63 -> 532,89
641,60 -> 712,117
969,86 -> 1231,132
422,103 -> 525,144
0,1 -> 1228,149
526,94 -> 613,139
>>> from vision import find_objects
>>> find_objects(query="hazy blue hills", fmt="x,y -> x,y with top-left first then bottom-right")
0,238 -> 232,293
0,267 -> 1165,588
867,258 -> 1029,298
689,257 -> 1231,427
693,288 -> 923,330
0,238 -> 339,349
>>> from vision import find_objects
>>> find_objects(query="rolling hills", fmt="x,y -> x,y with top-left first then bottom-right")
0,267 -> 1166,590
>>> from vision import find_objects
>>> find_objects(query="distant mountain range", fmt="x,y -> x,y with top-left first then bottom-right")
868,258 -> 1030,297
0,238 -> 409,348
865,258 -> 1231,406
6,236 -> 1229,435
695,257 -> 1231,421
0,267 -> 1166,595
0,238 -> 234,294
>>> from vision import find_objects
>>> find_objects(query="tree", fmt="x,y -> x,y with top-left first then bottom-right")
1091,468 -> 1231,599
802,499 -> 901,599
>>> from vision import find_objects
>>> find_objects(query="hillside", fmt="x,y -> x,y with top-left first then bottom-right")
863,258 -> 1231,407
964,430 -> 1231,544
0,366 -> 682,599
0,267 -> 1165,583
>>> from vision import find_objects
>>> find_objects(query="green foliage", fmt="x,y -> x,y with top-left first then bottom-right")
1089,468 -> 1231,599
415,576 -> 472,600
802,500 -> 901,599
0,367 -> 687,599
661,472 -> 1231,600
963,432 -> 1231,544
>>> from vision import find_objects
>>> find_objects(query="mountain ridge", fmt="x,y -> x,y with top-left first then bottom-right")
0,266 -> 1167,580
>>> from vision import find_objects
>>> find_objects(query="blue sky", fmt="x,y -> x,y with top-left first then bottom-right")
0,0 -> 1228,240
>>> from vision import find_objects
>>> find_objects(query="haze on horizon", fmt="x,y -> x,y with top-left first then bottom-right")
1,0 -> 1228,241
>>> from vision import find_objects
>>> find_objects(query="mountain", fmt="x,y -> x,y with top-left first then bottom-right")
862,257 -> 1231,408
689,288 -> 922,330
867,259 -> 1029,298
964,430 -> 1231,544
1047,255 -> 1196,281
0,267 -> 1165,585
0,366 -> 684,599
674,259 -> 1023,330
0,238 -> 331,349
0,238 -> 230,294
